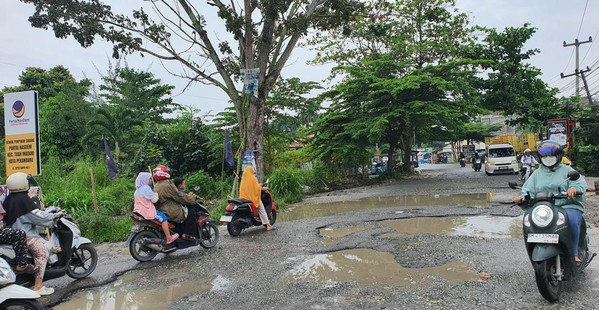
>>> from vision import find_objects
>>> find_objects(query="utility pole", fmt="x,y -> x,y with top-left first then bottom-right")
561,67 -> 592,102
563,36 -> 592,97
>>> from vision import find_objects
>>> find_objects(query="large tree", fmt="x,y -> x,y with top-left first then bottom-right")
309,0 -> 486,171
20,0 -> 360,180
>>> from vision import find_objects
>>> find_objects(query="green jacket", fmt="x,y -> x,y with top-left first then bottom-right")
154,180 -> 197,222
521,163 -> 587,213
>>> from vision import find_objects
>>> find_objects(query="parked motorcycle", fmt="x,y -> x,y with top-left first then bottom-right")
0,257 -> 42,310
473,158 -> 482,172
0,202 -> 98,287
128,202 -> 219,262
508,170 -> 596,302
220,189 -> 277,236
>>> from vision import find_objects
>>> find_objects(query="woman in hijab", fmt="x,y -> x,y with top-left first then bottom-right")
133,172 -> 178,244
239,166 -> 274,231
3,173 -> 63,296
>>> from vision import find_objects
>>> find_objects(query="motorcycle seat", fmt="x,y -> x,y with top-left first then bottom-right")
228,198 -> 252,204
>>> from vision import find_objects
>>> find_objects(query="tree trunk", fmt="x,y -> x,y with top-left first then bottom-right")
248,96 -> 265,182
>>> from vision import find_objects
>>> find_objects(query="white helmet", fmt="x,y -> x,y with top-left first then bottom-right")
524,148 -> 531,154
6,172 -> 30,193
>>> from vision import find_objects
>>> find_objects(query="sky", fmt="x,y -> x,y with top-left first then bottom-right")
1,1 -> 598,117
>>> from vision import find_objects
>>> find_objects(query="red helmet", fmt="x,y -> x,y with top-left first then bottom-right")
152,165 -> 171,181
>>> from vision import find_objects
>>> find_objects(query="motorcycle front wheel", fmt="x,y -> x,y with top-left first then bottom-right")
269,210 -> 277,225
129,230 -> 159,262
67,243 -> 98,279
199,222 -> 220,249
533,258 -> 562,302
0,299 -> 43,310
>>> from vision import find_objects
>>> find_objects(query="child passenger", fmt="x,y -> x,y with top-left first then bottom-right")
133,172 -> 179,244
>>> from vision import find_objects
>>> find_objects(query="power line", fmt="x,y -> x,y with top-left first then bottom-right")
577,0 -> 590,38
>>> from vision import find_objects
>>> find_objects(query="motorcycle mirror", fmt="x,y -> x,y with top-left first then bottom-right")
508,181 -> 520,189
567,170 -> 580,181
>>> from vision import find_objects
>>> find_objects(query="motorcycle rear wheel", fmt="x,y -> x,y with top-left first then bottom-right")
533,259 -> 561,302
0,299 -> 43,310
67,243 -> 98,279
129,230 -> 159,262
199,222 -> 220,249
227,215 -> 243,237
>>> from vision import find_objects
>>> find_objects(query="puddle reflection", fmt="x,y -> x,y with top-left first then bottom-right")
286,248 -> 479,287
280,193 -> 490,222
54,268 -> 218,310
319,226 -> 370,239
379,215 -> 522,239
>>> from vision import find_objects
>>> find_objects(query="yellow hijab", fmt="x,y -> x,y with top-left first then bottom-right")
239,166 -> 261,206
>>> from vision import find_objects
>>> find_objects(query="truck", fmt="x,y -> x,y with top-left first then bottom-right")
484,133 -> 539,154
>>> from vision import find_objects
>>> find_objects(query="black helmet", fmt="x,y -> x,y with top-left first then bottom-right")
537,140 -> 563,169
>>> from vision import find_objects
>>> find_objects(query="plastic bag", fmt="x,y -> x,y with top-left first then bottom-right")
45,233 -> 61,265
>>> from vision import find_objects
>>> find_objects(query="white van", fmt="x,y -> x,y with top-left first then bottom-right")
485,144 -> 519,175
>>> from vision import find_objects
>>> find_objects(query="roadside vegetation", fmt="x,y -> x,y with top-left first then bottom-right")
3,0 -> 598,242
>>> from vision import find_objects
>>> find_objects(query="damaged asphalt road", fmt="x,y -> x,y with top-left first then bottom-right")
46,164 -> 599,309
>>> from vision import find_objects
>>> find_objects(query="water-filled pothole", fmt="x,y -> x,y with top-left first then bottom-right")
280,193 -> 490,222
285,248 -> 480,287
53,268 -> 225,310
379,215 -> 522,239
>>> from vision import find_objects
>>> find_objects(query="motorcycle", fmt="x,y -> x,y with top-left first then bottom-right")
459,158 -> 466,167
508,170 -> 596,302
521,165 -> 536,183
473,158 -> 482,172
0,257 -> 42,310
220,189 -> 277,236
0,202 -> 98,287
127,202 -> 219,262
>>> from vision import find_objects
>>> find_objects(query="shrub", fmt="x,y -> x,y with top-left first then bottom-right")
574,144 -> 599,177
186,170 -> 233,199
267,168 -> 304,205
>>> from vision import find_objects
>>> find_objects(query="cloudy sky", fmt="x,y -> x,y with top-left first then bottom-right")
1,1 -> 598,115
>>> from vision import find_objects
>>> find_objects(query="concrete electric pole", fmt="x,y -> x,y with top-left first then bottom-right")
562,36 -> 592,97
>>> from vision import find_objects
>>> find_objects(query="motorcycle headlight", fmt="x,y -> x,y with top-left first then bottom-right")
531,205 -> 554,228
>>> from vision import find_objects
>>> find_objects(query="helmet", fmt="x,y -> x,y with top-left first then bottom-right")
537,140 -> 563,168
6,172 -> 30,193
152,165 -> 171,181
524,148 -> 531,154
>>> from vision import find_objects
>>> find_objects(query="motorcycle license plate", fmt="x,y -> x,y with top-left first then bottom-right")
527,233 -> 559,244
220,215 -> 233,223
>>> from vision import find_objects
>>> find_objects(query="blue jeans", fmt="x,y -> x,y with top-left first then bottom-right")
565,208 -> 583,257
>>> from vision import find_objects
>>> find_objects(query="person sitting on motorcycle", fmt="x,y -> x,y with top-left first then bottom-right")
513,140 -> 587,264
2,172 -> 64,296
239,166 -> 274,231
133,172 -> 179,244
152,165 -> 199,239
520,148 -> 539,180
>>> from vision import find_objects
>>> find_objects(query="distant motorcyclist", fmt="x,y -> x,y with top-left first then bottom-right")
520,148 -> 539,180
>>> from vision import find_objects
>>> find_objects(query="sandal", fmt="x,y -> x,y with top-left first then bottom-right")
33,286 -> 55,296
15,264 -> 36,273
166,233 -> 179,244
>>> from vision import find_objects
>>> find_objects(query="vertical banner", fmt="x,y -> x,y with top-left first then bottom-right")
4,90 -> 41,176
104,140 -> 118,179
547,118 -> 569,148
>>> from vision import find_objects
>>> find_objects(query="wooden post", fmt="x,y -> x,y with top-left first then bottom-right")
90,168 -> 98,213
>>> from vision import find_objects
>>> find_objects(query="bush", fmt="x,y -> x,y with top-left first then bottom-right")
76,213 -> 133,243
574,144 -> 599,177
185,170 -> 233,200
267,168 -> 304,205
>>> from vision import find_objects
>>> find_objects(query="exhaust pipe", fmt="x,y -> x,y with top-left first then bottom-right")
145,243 -> 164,251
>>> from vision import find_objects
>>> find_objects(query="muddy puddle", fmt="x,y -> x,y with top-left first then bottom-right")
53,268 -> 227,310
285,248 -> 480,287
280,193 -> 490,222
379,215 -> 522,239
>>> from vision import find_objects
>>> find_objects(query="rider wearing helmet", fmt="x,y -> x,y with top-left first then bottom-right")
3,172 -> 63,295
152,165 -> 199,238
520,148 -> 538,180
514,140 -> 587,263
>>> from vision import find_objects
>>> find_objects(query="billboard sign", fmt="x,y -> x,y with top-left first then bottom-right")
4,91 -> 41,176
547,118 -> 569,148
